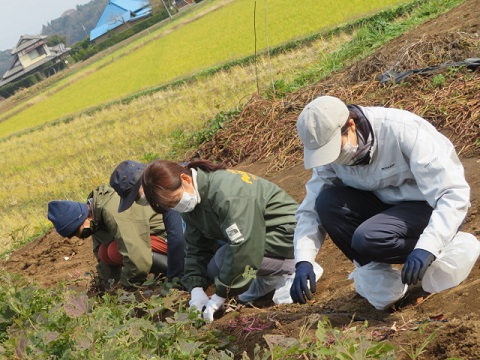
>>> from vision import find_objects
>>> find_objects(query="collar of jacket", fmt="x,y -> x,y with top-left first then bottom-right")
347,104 -> 375,165
89,184 -> 116,223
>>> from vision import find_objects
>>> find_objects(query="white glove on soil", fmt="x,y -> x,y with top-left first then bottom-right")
203,294 -> 226,323
189,287 -> 209,312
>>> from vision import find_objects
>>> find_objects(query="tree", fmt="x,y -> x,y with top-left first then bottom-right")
46,34 -> 67,47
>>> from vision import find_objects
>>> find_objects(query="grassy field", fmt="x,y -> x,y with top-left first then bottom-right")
0,0 -> 462,254
0,0 -> 406,138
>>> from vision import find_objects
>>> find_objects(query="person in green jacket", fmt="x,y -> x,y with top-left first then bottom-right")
141,159 -> 299,322
47,182 -> 185,289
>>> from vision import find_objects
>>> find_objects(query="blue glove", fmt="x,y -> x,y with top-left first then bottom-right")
401,249 -> 436,285
290,261 -> 316,304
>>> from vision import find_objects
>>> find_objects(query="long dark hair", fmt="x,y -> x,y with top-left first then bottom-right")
142,159 -> 227,213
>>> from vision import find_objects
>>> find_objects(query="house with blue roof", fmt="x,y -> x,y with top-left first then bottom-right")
90,0 -> 152,43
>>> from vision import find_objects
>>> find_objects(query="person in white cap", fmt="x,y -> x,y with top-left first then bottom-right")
290,95 -> 476,309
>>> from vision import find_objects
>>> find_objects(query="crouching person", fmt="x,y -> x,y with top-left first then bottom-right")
291,95 -> 479,310
47,183 -> 185,290
141,159 -> 313,323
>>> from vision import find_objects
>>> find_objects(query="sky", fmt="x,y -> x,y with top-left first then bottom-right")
0,0 -> 92,51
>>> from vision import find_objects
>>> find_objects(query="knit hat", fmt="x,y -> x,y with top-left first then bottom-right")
110,160 -> 146,212
296,96 -> 350,169
47,200 -> 88,237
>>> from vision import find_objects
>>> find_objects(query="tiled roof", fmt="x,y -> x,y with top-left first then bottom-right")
12,35 -> 48,55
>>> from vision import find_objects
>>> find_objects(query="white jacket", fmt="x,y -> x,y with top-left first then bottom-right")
294,106 -> 470,264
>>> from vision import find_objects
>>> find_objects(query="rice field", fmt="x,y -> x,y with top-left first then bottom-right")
0,0 -> 405,138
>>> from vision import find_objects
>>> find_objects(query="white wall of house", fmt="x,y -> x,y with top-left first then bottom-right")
18,43 -> 51,68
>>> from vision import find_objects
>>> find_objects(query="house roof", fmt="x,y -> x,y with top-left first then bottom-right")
0,39 -> 70,87
90,0 -> 151,41
12,35 -> 48,55
1,57 -> 53,85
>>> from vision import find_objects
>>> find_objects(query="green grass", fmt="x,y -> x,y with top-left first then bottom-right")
0,0 -> 406,138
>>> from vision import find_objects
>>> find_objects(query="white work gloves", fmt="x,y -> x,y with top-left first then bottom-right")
189,288 -> 226,323
203,294 -> 226,323
189,287 -> 209,311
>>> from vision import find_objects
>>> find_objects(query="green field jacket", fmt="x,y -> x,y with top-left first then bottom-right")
90,184 -> 167,288
181,169 -> 298,298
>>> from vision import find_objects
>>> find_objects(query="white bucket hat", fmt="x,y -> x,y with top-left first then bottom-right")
296,96 -> 349,169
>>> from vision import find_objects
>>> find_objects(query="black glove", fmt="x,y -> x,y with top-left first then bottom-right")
401,249 -> 436,285
290,261 -> 316,304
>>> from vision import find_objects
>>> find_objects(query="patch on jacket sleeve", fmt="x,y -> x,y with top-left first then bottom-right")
226,223 -> 244,244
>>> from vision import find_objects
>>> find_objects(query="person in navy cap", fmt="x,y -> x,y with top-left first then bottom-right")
48,160 -> 185,290
109,160 -> 186,280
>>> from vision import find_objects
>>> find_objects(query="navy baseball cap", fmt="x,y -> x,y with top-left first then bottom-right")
110,160 -> 146,212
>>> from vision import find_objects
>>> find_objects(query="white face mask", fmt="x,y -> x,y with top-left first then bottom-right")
172,185 -> 198,213
135,194 -> 149,206
334,131 -> 359,166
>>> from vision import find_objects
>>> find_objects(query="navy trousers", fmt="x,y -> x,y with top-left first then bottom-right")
315,187 -> 433,266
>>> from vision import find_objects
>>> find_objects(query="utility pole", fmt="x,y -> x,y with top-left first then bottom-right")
81,24 -> 88,38
160,0 -> 172,18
